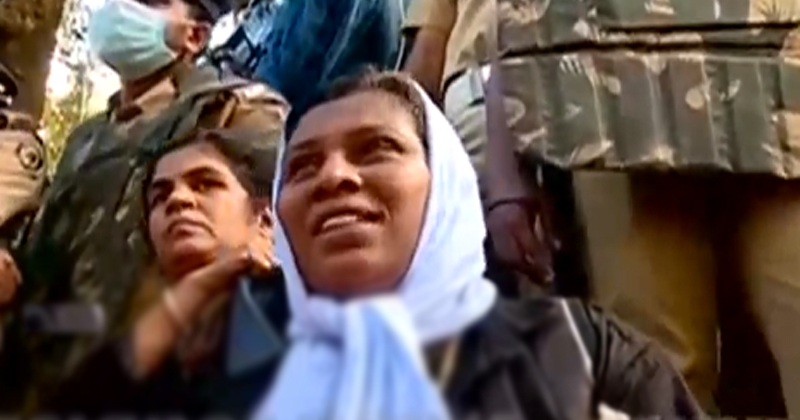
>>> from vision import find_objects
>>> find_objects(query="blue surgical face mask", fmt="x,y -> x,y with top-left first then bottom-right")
87,0 -> 178,81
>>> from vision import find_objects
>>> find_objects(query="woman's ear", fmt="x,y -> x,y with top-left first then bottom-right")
251,197 -> 273,231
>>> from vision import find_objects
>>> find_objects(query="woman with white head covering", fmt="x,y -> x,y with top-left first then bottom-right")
256,70 -> 704,420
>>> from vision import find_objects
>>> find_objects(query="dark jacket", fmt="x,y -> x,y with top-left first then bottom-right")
45,296 -> 702,420
43,276 -> 290,419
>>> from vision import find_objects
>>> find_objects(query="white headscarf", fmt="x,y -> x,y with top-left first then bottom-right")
253,81 -> 498,420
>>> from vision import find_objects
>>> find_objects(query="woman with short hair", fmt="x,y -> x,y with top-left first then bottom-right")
46,129 -> 289,417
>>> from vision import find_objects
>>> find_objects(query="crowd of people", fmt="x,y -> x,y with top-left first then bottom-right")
0,0 -> 797,418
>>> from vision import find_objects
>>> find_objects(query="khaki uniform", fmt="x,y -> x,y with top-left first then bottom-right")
405,0 -> 493,175
14,64 -> 288,402
573,0 -> 800,415
405,0 -> 590,300
0,109 -> 46,405
0,110 -> 46,246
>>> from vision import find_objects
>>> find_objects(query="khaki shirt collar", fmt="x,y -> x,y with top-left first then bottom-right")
106,62 -> 202,123
107,77 -> 178,124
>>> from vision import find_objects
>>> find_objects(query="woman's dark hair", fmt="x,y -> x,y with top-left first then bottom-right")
141,128 -> 278,217
324,68 -> 428,146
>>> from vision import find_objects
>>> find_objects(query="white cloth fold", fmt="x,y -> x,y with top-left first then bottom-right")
253,81 -> 497,420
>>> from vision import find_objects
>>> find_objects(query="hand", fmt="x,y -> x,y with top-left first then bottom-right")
485,195 -> 559,286
178,237 -> 278,298
0,248 -> 20,306
164,235 -> 277,332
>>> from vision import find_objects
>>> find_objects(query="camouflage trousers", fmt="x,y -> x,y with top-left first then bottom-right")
575,171 -> 800,416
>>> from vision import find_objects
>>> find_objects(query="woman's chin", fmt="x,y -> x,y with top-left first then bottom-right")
170,237 -> 215,256
164,237 -> 218,271
321,247 -> 375,269
310,249 -> 399,297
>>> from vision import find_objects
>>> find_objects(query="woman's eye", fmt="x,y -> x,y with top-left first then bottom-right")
149,193 -> 166,208
192,178 -> 223,193
362,137 -> 400,161
285,156 -> 318,181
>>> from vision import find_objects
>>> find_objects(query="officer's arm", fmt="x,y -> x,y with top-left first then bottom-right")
580,304 -> 705,419
402,0 -> 456,103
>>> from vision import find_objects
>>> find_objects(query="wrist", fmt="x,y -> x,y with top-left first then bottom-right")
162,284 -> 206,333
485,169 -> 529,198
486,196 -> 530,214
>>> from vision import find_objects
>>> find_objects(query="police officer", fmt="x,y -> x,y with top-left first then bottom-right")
0,61 -> 45,310
0,59 -> 47,411
403,0 -> 585,297
1,0 -> 288,407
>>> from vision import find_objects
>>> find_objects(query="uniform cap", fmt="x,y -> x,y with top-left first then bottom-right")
191,0 -> 242,21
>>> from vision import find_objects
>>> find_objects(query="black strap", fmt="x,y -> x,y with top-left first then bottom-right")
565,299 -> 599,378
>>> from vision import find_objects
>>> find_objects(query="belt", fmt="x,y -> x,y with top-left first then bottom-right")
443,65 -> 492,118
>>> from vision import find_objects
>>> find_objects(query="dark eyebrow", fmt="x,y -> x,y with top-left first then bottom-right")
148,166 -> 224,195
286,138 -> 319,156
288,125 -> 401,155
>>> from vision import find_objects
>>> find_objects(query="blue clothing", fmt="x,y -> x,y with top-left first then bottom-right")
217,0 -> 406,131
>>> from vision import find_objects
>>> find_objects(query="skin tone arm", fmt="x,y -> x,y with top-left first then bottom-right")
483,19 -> 556,283
483,26 -> 528,201
402,0 -> 456,103
130,246 -> 270,378
403,28 -> 452,103
130,279 -> 210,378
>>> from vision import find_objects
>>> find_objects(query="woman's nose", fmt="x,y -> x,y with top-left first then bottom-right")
164,184 -> 197,214
314,153 -> 361,196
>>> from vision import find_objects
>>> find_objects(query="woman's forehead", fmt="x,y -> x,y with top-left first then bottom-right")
152,143 -> 229,181
290,91 -> 417,150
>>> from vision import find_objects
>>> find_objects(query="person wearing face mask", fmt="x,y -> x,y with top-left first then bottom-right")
0,0 -> 288,410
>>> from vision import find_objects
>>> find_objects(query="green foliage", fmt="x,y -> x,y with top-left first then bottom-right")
41,75 -> 91,173
40,0 -> 95,171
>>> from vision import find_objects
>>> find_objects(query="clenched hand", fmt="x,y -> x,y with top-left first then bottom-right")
485,196 -> 559,286
0,248 -> 20,306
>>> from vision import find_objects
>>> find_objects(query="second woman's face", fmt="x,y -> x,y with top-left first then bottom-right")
146,142 -> 261,280
279,90 -> 430,299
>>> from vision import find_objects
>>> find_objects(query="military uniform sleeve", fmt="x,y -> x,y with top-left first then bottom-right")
227,83 -> 290,135
224,83 -> 290,188
578,303 -> 705,419
404,0 -> 457,34
18,115 -> 106,295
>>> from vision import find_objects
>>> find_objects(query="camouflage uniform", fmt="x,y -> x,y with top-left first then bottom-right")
13,63 -> 287,405
496,0 -> 800,415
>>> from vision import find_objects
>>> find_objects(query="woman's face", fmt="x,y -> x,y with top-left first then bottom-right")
146,142 -> 265,280
279,90 -> 430,299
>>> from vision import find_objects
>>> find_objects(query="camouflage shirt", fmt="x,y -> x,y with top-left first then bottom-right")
495,0 -> 800,176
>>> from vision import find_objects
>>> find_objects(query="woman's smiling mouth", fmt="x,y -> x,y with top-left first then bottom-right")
312,205 -> 384,237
